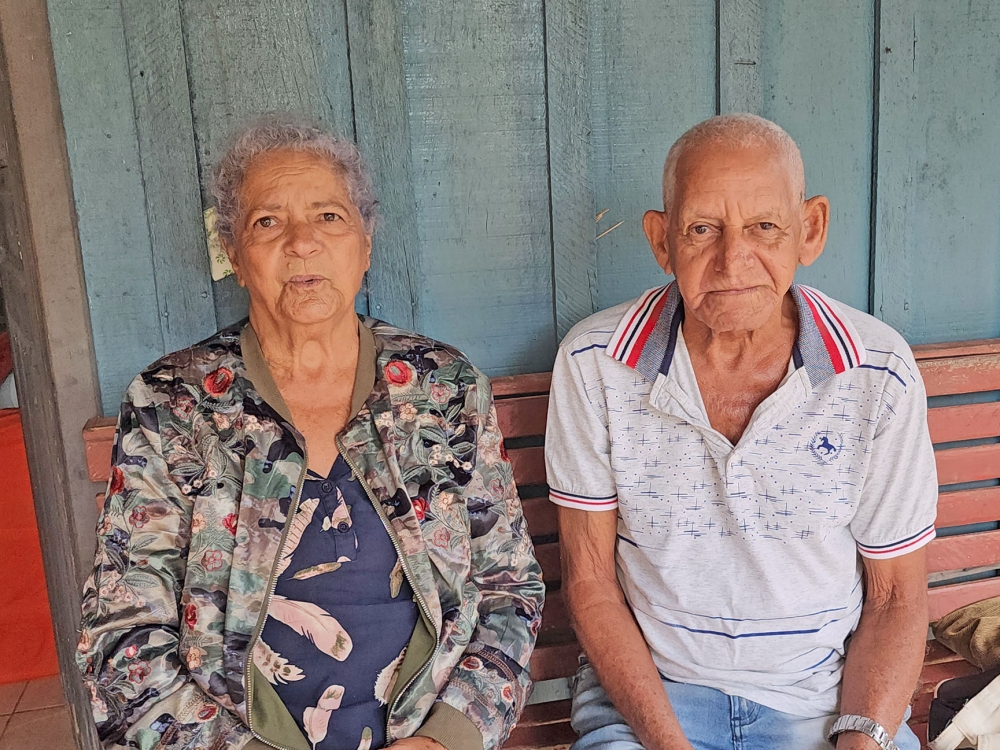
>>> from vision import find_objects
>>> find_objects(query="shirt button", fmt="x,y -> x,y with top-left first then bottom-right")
321,481 -> 334,494
337,522 -> 350,533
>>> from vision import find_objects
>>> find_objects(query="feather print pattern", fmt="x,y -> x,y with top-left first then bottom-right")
276,497 -> 320,577
291,561 -> 342,580
267,595 -> 353,661
252,638 -> 305,685
303,684 -> 345,750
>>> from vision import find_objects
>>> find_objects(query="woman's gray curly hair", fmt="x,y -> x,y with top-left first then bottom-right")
210,115 -> 378,246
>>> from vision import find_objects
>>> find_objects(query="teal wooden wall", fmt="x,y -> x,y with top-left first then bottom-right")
45,0 -> 1000,415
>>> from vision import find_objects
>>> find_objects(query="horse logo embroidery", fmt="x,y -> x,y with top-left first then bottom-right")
809,431 -> 843,464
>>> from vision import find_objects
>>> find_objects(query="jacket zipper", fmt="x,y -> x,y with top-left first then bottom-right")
243,446 -> 309,750
337,437 -> 442,741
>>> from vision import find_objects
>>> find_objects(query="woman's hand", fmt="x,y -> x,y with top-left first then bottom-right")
390,738 -> 447,750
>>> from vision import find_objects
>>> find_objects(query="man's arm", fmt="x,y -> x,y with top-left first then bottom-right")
835,548 -> 928,749
560,505 -> 694,750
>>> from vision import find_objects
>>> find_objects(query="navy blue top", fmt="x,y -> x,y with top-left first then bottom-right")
258,455 -> 418,750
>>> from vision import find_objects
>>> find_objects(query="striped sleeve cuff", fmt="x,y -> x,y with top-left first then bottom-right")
857,524 -> 936,559
549,488 -> 618,511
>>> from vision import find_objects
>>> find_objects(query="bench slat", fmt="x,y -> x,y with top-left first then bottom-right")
508,446 -> 546,487
536,542 -> 561,585
929,576 -> 1000,621
84,416 -> 116,483
505,723 -> 574,750
937,486 -> 1000,528
927,529 -> 1000,573
529,641 -> 580,681
540,589 -> 570,633
492,373 -> 553,398
935,443 -> 1000,486
496,395 -> 548,439
920,353 -> 1000,397
928,402 -> 1000,444
505,704 -> 575,750
913,339 -> 1000,360
523,497 -> 558,538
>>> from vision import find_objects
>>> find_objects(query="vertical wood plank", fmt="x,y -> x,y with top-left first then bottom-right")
345,0 -> 418,330
401,0 -> 556,374
758,0 -> 875,311
591,0 -> 717,311
717,0 -> 764,115
120,0 -> 217,350
874,0 -> 1000,342
180,0 -> 356,328
872,0 -> 920,334
546,0 -> 596,340
46,0 -> 164,414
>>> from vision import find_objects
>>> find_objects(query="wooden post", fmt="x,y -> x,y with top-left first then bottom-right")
0,0 -> 102,747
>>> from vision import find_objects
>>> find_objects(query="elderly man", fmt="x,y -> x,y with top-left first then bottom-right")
546,114 -> 935,750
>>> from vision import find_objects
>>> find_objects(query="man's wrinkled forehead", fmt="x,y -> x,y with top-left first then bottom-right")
671,140 -> 803,218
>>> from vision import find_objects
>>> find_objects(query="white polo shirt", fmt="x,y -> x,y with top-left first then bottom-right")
545,283 -> 938,718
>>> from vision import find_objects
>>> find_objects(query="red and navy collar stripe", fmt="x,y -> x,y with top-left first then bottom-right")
607,283 -> 867,387
792,285 -> 867,386
607,283 -> 680,382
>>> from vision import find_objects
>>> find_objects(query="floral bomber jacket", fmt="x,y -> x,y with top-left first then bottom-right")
77,317 -> 545,750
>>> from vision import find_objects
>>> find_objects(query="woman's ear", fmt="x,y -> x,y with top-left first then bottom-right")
799,195 -> 830,268
222,240 -> 245,288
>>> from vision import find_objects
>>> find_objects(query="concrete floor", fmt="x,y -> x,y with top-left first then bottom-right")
0,676 -> 75,750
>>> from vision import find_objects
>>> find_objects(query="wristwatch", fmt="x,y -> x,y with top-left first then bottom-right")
828,715 -> 899,750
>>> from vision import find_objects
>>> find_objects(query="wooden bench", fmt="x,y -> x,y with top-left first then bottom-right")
82,340 -> 1000,749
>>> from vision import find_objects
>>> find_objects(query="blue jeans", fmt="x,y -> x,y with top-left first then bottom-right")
569,663 -> 920,750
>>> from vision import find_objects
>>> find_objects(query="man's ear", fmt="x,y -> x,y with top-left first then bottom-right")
799,195 -> 830,268
222,240 -> 245,288
642,209 -> 672,275
364,233 -> 373,272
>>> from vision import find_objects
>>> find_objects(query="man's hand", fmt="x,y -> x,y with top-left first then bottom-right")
391,738 -> 448,750
832,734 -> 882,750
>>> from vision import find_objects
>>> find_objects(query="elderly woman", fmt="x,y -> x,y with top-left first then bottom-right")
76,118 -> 544,750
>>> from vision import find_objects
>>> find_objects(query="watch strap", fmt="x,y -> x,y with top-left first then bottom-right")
828,714 -> 899,750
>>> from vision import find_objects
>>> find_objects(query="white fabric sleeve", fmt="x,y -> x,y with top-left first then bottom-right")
851,364 -> 938,559
544,344 -> 618,511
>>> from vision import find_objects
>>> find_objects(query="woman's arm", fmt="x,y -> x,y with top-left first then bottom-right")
77,376 -> 253,749
414,370 -> 545,750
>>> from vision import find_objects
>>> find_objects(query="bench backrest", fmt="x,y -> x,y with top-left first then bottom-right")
82,340 -> 1000,748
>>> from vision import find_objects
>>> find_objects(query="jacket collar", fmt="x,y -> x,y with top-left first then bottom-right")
607,282 -> 867,388
239,315 -> 377,426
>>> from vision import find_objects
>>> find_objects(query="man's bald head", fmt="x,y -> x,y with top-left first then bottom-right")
662,114 -> 805,212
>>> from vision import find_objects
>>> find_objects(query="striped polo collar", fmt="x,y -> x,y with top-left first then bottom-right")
606,282 -> 867,387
